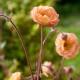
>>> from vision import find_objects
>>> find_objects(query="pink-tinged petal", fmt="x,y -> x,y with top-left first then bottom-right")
9,72 -> 26,80
41,61 -> 55,77
55,33 -> 79,59
30,6 -> 59,27
64,66 -> 73,74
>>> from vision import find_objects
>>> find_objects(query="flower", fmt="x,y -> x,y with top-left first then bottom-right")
55,33 -> 79,59
31,6 -> 59,27
9,72 -> 26,80
64,66 -> 73,74
41,61 -> 54,77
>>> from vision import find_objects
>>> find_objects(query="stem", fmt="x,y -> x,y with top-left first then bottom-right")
37,28 -> 56,80
0,14 -> 34,80
37,27 -> 43,80
26,73 -> 42,80
56,57 -> 64,80
0,18 -> 2,53
43,28 -> 56,45
65,73 -> 73,80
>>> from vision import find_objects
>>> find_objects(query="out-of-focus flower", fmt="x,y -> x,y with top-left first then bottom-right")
64,66 -> 73,74
31,6 -> 59,27
55,33 -> 79,59
0,55 -> 4,60
9,72 -> 26,80
41,61 -> 54,77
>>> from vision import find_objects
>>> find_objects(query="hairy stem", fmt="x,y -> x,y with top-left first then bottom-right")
37,29 -> 56,80
0,18 -> 2,53
43,28 -> 56,45
37,26 -> 43,80
56,57 -> 64,80
37,28 -> 56,80
0,14 -> 34,80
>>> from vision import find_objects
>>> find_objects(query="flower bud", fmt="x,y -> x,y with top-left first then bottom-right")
9,72 -> 26,80
41,61 -> 54,77
64,67 -> 73,74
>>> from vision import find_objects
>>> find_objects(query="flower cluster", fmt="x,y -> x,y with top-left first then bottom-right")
31,5 -> 79,59
8,5 -> 79,80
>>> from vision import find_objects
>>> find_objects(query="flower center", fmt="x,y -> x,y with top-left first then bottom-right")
64,42 -> 71,50
41,13 -> 46,16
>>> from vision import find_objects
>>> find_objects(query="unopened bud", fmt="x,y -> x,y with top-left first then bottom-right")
64,67 -> 73,74
9,72 -> 26,80
69,76 -> 73,80
41,61 -> 54,77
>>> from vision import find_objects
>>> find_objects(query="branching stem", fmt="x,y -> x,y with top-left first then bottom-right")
37,28 -> 56,80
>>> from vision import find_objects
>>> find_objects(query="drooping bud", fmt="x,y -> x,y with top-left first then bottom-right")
9,72 -> 26,80
41,61 -> 54,77
64,67 -> 73,74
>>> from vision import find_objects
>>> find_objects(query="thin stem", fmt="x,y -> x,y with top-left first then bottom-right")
0,14 -> 34,80
56,57 -> 64,80
43,28 -> 56,45
0,18 -> 2,53
37,26 -> 43,80
37,28 -> 56,80
65,73 -> 73,80
26,73 -> 42,80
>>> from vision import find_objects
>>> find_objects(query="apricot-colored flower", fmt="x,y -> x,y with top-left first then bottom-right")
41,61 -> 54,77
55,33 -> 79,59
31,6 -> 59,27
9,72 -> 26,80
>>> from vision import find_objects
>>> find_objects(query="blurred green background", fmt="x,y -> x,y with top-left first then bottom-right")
0,0 -> 80,80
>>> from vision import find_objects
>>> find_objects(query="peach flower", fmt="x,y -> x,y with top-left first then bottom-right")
9,72 -> 26,80
31,6 -> 59,27
55,33 -> 79,59
41,61 -> 54,77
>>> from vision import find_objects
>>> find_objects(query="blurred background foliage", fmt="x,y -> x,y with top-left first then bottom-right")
0,0 -> 80,80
